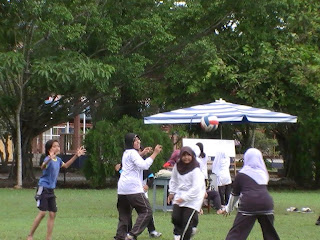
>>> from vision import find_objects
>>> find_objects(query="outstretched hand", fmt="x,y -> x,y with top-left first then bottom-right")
141,147 -> 153,156
154,145 -> 163,154
76,146 -> 86,157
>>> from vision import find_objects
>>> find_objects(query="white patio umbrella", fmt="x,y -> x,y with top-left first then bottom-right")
144,98 -> 297,125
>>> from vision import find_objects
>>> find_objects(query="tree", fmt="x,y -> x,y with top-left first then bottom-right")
0,0 -> 114,186
141,0 -> 320,185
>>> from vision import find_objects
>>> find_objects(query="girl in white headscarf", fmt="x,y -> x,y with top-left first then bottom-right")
211,151 -> 232,205
223,148 -> 280,240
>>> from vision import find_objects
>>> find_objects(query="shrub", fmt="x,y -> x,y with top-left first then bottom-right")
83,116 -> 173,187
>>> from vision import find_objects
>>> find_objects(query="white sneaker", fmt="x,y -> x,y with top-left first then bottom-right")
174,235 -> 181,240
191,227 -> 197,236
149,231 -> 162,238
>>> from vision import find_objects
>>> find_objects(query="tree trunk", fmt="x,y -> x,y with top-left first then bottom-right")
15,107 -> 23,188
22,135 -> 35,182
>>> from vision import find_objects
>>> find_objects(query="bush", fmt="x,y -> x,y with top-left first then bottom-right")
83,116 -> 173,187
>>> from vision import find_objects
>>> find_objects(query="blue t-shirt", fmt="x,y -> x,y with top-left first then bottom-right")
38,156 -> 64,189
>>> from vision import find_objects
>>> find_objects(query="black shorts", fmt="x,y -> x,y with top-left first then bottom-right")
35,187 -> 57,212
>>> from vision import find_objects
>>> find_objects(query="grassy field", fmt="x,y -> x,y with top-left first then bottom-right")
0,188 -> 319,240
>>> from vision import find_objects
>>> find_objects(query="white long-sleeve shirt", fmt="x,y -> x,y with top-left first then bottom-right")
212,152 -> 232,186
117,149 -> 153,195
169,165 -> 206,212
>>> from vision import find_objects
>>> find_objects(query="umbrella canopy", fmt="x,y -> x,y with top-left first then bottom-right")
144,99 -> 297,124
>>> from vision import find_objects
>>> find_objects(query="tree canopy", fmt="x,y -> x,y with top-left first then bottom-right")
1,0 -> 320,186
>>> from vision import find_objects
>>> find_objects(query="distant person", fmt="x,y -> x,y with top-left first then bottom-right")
196,142 -> 209,188
222,148 -> 280,240
27,140 -> 86,240
163,149 -> 180,169
168,146 -> 206,240
211,151 -> 232,206
205,190 -> 224,214
142,168 -> 162,238
114,133 -> 162,240
140,146 -> 162,238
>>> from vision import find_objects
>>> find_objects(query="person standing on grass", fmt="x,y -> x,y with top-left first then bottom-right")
167,146 -> 206,240
27,139 -> 86,240
140,146 -> 162,238
195,142 -> 209,188
114,145 -> 162,238
211,151 -> 232,206
114,133 -> 162,240
222,148 -> 280,240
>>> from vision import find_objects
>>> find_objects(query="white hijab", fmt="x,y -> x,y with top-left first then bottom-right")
240,148 -> 269,185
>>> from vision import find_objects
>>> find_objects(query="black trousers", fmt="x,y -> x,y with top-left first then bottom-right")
147,216 -> 156,233
114,193 -> 152,240
218,184 -> 232,205
172,204 -> 197,240
226,212 -> 280,240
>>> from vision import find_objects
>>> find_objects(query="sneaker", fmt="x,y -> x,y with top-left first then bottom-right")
191,227 -> 197,237
149,231 -> 162,238
174,235 -> 181,240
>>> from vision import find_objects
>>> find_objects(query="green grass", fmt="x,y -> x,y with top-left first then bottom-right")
0,188 -> 319,240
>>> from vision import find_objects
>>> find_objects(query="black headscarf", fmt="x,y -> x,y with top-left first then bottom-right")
196,142 -> 206,158
124,133 -> 140,149
176,146 -> 200,175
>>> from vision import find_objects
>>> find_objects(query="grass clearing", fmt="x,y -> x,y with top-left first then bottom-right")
0,188 -> 319,239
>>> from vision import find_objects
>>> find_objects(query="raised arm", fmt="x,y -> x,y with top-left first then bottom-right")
62,146 -> 86,169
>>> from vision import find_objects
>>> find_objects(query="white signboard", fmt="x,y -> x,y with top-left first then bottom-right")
182,138 -> 236,157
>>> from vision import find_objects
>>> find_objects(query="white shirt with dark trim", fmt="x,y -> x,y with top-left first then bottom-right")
117,149 -> 153,195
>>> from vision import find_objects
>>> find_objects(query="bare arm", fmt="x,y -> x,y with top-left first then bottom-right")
62,146 -> 86,169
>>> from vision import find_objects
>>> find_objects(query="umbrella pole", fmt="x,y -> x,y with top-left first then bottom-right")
251,126 -> 256,147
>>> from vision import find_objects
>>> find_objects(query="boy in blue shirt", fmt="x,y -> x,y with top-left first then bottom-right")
27,139 -> 86,240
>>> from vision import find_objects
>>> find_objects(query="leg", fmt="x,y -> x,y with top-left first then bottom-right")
207,190 -> 222,210
27,211 -> 46,240
192,212 -> 198,228
147,215 -> 156,233
127,193 -> 152,238
224,184 -> 232,205
257,215 -> 280,240
172,204 -> 183,236
226,212 -> 256,240
218,185 -> 226,205
46,211 -> 56,240
180,207 -> 197,240
45,194 -> 58,240
115,195 -> 133,240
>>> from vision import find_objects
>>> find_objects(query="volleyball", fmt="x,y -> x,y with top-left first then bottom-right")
200,115 -> 219,132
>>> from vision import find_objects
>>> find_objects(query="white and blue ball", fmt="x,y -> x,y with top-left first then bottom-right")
200,115 -> 219,132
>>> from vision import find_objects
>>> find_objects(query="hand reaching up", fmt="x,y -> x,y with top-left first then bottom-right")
76,146 -> 86,157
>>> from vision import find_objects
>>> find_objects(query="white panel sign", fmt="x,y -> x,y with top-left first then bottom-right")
182,138 -> 236,157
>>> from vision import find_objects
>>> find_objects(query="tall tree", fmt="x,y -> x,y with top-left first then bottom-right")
0,0 -> 114,186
